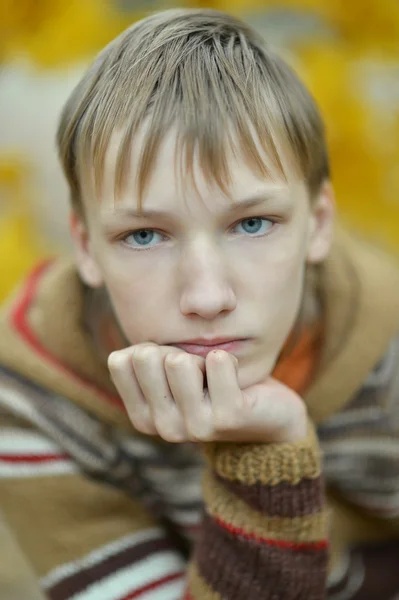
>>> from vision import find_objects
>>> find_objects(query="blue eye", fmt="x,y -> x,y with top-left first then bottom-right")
233,217 -> 274,236
122,217 -> 274,249
123,229 -> 164,248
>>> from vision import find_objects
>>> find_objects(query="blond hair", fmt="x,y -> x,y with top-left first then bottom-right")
57,8 -> 330,216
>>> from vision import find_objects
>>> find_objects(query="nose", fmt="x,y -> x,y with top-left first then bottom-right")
178,238 -> 237,320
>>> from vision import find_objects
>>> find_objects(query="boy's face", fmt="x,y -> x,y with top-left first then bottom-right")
73,127 -> 334,388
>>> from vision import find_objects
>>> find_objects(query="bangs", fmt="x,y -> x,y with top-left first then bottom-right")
59,9 -> 329,213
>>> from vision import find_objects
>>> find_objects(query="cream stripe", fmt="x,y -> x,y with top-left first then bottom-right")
343,490 -> 399,516
41,528 -> 165,588
0,428 -> 64,455
327,551 -> 351,587
0,384 -> 62,437
164,507 -> 202,527
0,460 -> 78,478
119,438 -> 162,459
68,553 -> 185,600
327,555 -> 365,600
320,407 -> 385,428
144,466 -> 203,504
138,577 -> 186,600
322,438 -> 399,457
0,382 -> 105,470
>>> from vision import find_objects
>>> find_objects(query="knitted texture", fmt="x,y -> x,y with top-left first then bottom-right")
1,227 -> 399,599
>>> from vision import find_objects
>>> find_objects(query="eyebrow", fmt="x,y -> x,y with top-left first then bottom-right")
105,192 -> 286,221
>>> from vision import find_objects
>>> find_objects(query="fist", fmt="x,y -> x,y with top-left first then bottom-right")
108,342 -> 307,444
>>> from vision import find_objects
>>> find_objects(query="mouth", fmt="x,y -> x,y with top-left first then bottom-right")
171,339 -> 250,358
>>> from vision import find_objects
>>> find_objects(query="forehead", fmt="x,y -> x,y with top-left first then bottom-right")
84,122 -> 298,219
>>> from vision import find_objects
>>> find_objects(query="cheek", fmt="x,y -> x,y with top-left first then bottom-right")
246,227 -> 307,306
104,276 -> 157,343
265,249 -> 306,308
260,260 -> 305,343
241,227 -> 308,343
99,255 -> 171,344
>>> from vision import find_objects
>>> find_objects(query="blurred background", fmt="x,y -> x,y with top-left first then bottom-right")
1,0 -> 398,300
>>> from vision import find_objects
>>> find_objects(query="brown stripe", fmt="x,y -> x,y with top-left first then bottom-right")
215,472 -> 325,517
47,537 -> 173,600
194,512 -> 328,600
205,471 -> 328,543
349,541 -> 399,600
328,542 -> 399,600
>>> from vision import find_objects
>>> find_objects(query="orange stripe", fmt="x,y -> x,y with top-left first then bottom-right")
272,324 -> 323,395
213,514 -> 328,551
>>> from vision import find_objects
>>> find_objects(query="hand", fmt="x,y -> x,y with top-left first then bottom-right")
108,342 -> 308,444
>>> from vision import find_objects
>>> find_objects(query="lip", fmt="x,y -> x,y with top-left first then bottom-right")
172,339 -> 249,358
174,337 -> 245,346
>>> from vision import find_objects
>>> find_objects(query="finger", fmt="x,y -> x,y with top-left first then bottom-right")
164,352 -> 212,440
108,348 -> 156,434
131,344 -> 187,442
205,350 -> 242,430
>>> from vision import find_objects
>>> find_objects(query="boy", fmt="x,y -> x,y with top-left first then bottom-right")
1,8 -> 399,600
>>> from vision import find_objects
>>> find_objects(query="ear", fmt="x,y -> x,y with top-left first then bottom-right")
69,212 -> 104,288
306,180 -> 335,264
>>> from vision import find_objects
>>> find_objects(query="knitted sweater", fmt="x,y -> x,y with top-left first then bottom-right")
1,227 -> 399,600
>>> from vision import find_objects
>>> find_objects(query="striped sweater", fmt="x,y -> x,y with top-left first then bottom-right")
1,227 -> 399,600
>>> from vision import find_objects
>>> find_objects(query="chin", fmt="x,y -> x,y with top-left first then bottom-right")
237,360 -> 275,389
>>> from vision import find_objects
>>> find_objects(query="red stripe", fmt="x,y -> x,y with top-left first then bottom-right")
10,261 -> 125,409
0,453 -> 70,463
214,515 -> 328,551
117,571 -> 185,600
183,590 -> 194,600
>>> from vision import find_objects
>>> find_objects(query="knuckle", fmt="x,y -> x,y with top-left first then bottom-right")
153,415 -> 185,443
187,422 -> 213,442
158,427 -> 186,443
213,410 -> 241,432
107,351 -> 127,373
133,345 -> 158,363
129,414 -> 156,435
165,352 -> 188,368
136,422 -> 156,435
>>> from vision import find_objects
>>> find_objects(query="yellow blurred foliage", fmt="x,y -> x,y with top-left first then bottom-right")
324,0 -> 399,53
297,43 -> 399,252
0,0 -> 143,67
0,157 -> 49,301
192,0 -> 399,53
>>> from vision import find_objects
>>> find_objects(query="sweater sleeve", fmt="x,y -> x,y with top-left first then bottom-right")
0,363 -> 328,600
318,333 -> 399,522
184,417 -> 329,600
314,335 -> 399,599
